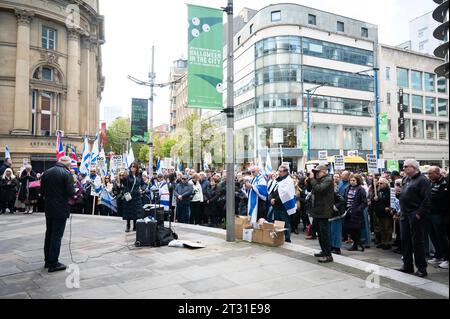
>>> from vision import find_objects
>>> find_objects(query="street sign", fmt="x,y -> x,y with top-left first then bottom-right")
318,150 -> 328,165
334,155 -> 345,171
366,154 -> 378,174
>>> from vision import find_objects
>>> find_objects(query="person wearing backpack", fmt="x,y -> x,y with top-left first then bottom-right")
344,174 -> 368,252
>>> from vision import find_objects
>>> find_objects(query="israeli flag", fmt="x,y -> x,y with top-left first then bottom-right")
277,175 -> 297,216
127,142 -> 135,166
4,145 -> 11,160
99,148 -> 107,177
156,158 -> 162,174
265,150 -> 272,174
247,173 -> 268,223
80,136 -> 91,175
176,159 -> 182,173
100,189 -> 117,213
90,134 -> 99,166
156,181 -> 170,211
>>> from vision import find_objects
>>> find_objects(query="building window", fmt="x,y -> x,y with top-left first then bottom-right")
411,70 -> 422,90
42,67 -> 53,81
418,27 -> 427,38
402,93 -> 410,113
385,67 -> 390,80
404,119 -> 411,139
42,26 -> 56,50
412,95 -> 423,114
249,24 -> 254,34
419,40 -> 428,51
337,21 -> 344,32
397,67 -> 409,88
437,76 -> 448,93
426,121 -> 437,139
308,14 -> 316,25
425,97 -> 435,115
439,122 -> 449,140
41,92 -> 52,136
237,36 -> 241,46
424,73 -> 435,92
344,127 -> 373,150
438,99 -> 448,116
271,11 -> 281,22
311,125 -> 338,149
361,27 -> 368,37
412,119 -> 424,139
31,91 -> 37,135
387,93 -> 391,105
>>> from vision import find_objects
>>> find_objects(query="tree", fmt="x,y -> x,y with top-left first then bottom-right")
105,118 -> 130,155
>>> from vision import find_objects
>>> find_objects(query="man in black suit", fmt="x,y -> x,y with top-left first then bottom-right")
40,156 -> 75,273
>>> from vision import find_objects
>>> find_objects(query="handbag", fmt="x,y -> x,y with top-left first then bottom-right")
28,180 -> 41,189
124,176 -> 136,202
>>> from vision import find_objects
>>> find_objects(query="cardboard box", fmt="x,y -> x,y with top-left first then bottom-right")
235,216 -> 251,240
260,221 -> 287,247
243,229 -> 253,242
252,228 -> 263,243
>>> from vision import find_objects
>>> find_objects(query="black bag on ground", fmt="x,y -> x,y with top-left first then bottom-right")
135,220 -> 158,247
156,226 -> 178,246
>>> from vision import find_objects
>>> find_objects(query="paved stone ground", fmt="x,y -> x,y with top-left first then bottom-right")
0,213 -> 448,299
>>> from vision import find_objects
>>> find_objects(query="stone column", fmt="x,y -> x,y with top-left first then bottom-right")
337,124 -> 344,150
89,38 -> 98,137
12,9 -> 34,135
80,36 -> 91,135
65,28 -> 81,137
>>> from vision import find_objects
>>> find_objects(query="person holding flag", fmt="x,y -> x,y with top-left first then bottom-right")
56,132 -> 65,161
0,145 -> 13,176
80,136 -> 90,175
84,166 -> 102,215
269,165 -> 297,242
245,166 -> 268,224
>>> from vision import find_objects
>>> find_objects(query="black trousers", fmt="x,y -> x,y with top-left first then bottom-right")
85,195 -> 99,215
300,208 -> 310,230
44,217 -> 67,266
1,200 -> 15,212
190,201 -> 203,225
316,218 -> 331,257
400,214 -> 427,272
349,229 -> 362,246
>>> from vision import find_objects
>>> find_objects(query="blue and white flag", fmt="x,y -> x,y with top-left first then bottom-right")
100,189 -> 117,213
156,181 -> 170,211
123,152 -> 128,169
98,148 -> 107,177
80,136 -> 90,175
247,173 -> 268,223
257,153 -> 265,174
265,150 -> 272,174
127,142 -> 135,166
176,159 -> 182,173
4,145 -> 11,160
156,158 -> 162,174
90,134 -> 99,166
328,162 -> 335,176
277,175 -> 297,216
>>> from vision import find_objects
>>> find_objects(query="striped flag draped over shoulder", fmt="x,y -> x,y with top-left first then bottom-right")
247,173 -> 268,223
277,175 -> 297,216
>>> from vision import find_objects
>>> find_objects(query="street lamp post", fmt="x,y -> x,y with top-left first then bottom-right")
306,83 -> 326,161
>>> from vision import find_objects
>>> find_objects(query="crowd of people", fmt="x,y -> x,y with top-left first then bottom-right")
1,156 -> 448,275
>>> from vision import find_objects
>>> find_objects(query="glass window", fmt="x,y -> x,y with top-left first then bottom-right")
404,119 -> 411,139
411,70 -> 422,90
42,26 -> 56,50
344,127 -> 373,150
387,93 -> 391,105
424,73 -> 435,92
439,123 -> 449,140
42,67 -> 52,81
385,67 -> 390,80
438,99 -> 448,116
425,97 -> 435,115
311,124 -> 338,149
412,119 -> 424,139
426,121 -> 436,139
271,11 -> 281,22
397,68 -> 409,88
403,93 -> 410,112
412,95 -> 423,114
361,27 -> 368,38
41,92 -> 52,136
308,14 -> 316,25
249,24 -> 254,34
337,21 -> 344,32
437,76 -> 448,93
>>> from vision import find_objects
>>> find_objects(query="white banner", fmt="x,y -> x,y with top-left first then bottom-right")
318,150 -> 328,165
334,155 -> 345,171
112,155 -> 123,169
366,154 -> 378,174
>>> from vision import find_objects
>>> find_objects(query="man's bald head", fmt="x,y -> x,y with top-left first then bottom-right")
427,166 -> 441,182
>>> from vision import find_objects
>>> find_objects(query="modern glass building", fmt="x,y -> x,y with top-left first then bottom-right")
203,4 -> 379,171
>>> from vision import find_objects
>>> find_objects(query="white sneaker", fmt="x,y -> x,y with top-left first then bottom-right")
5,208 -> 10,214
29,208 -> 33,214
428,258 -> 444,265
24,210 -> 29,214
438,260 -> 449,269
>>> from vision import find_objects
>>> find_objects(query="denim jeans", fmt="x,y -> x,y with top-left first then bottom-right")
426,214 -> 449,260
400,214 -> 427,272
328,218 -> 342,249
44,217 -> 67,266
176,204 -> 190,224
360,208 -> 371,247
273,208 -> 291,242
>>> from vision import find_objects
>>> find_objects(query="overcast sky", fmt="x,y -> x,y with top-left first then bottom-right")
99,0 -> 436,126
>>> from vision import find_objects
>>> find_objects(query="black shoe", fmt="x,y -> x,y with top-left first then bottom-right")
348,245 -> 358,251
360,245 -> 365,252
318,256 -> 333,263
314,252 -> 325,258
397,267 -> 414,274
44,262 -> 50,269
48,262 -> 66,273
125,225 -> 130,233
132,227 -> 136,232
331,249 -> 341,255
285,239 -> 291,243
415,270 -> 427,278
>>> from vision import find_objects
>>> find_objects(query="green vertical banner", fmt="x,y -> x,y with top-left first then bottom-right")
302,127 -> 308,155
131,98 -> 148,143
379,112 -> 389,142
187,5 -> 223,110
387,160 -> 400,172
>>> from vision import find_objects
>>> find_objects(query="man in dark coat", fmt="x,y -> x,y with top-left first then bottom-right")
174,176 -> 193,224
398,159 -> 431,277
40,156 -> 75,273
0,158 -> 13,177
